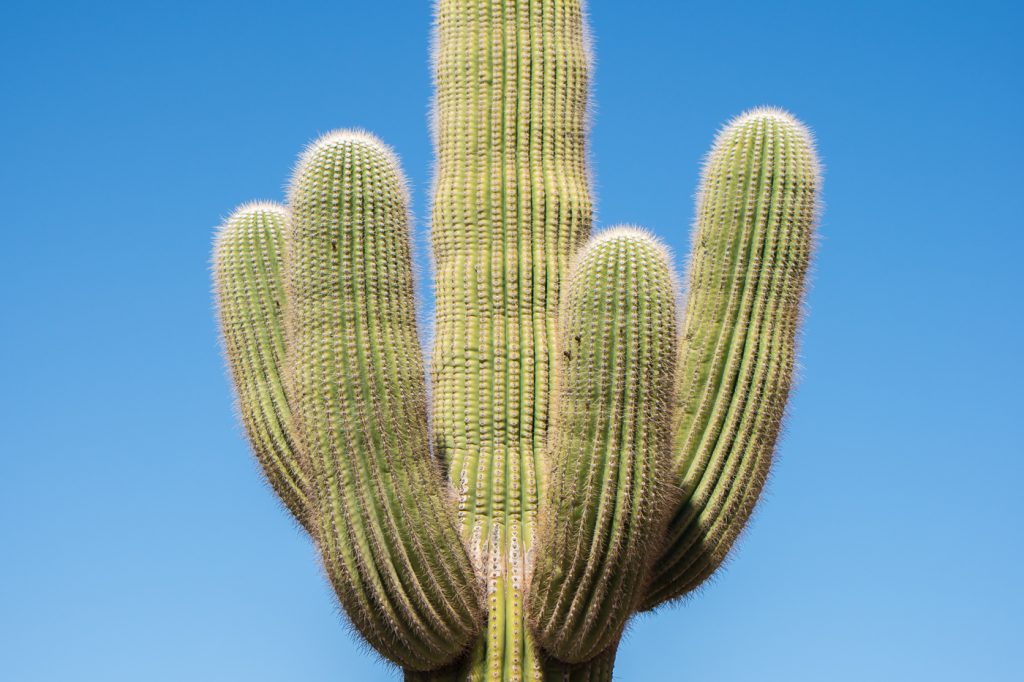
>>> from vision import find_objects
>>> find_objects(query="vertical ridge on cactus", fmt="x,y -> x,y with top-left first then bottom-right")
212,3 -> 821,679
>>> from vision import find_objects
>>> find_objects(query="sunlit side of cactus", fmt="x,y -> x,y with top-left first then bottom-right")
213,1 -> 820,680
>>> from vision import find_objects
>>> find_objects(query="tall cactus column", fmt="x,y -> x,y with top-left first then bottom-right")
430,0 -> 592,678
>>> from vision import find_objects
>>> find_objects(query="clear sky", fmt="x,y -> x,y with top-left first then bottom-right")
2,1 -> 1022,680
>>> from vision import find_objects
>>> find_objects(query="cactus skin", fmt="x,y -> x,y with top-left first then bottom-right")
213,2 -> 820,679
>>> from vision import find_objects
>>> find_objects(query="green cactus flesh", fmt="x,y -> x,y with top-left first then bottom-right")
212,1 -> 820,679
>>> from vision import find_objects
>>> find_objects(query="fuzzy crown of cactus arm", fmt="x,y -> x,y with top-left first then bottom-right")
212,1 -> 821,680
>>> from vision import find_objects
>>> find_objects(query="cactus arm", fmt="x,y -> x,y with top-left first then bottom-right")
527,229 -> 678,663
431,0 -> 592,676
285,131 -> 483,670
213,203 -> 312,530
642,109 -> 820,610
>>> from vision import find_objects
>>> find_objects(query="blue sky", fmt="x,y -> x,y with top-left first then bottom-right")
2,1 -> 1022,680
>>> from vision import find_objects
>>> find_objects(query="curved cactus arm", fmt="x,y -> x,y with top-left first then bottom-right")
213,203 -> 312,530
285,131 -> 484,670
642,108 -> 820,610
527,229 -> 678,663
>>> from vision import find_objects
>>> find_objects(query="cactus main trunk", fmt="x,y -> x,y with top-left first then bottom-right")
430,0 -> 592,677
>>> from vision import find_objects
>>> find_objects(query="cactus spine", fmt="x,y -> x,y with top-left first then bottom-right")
213,2 -> 820,680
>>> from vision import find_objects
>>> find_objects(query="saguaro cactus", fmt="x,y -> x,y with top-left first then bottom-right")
213,2 -> 820,680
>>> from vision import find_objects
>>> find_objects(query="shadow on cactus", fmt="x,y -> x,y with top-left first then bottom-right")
212,1 -> 820,679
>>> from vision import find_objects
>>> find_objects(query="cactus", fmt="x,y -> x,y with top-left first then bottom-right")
213,1 -> 820,680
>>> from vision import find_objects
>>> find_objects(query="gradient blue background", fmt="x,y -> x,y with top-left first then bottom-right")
2,1 -> 1022,679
